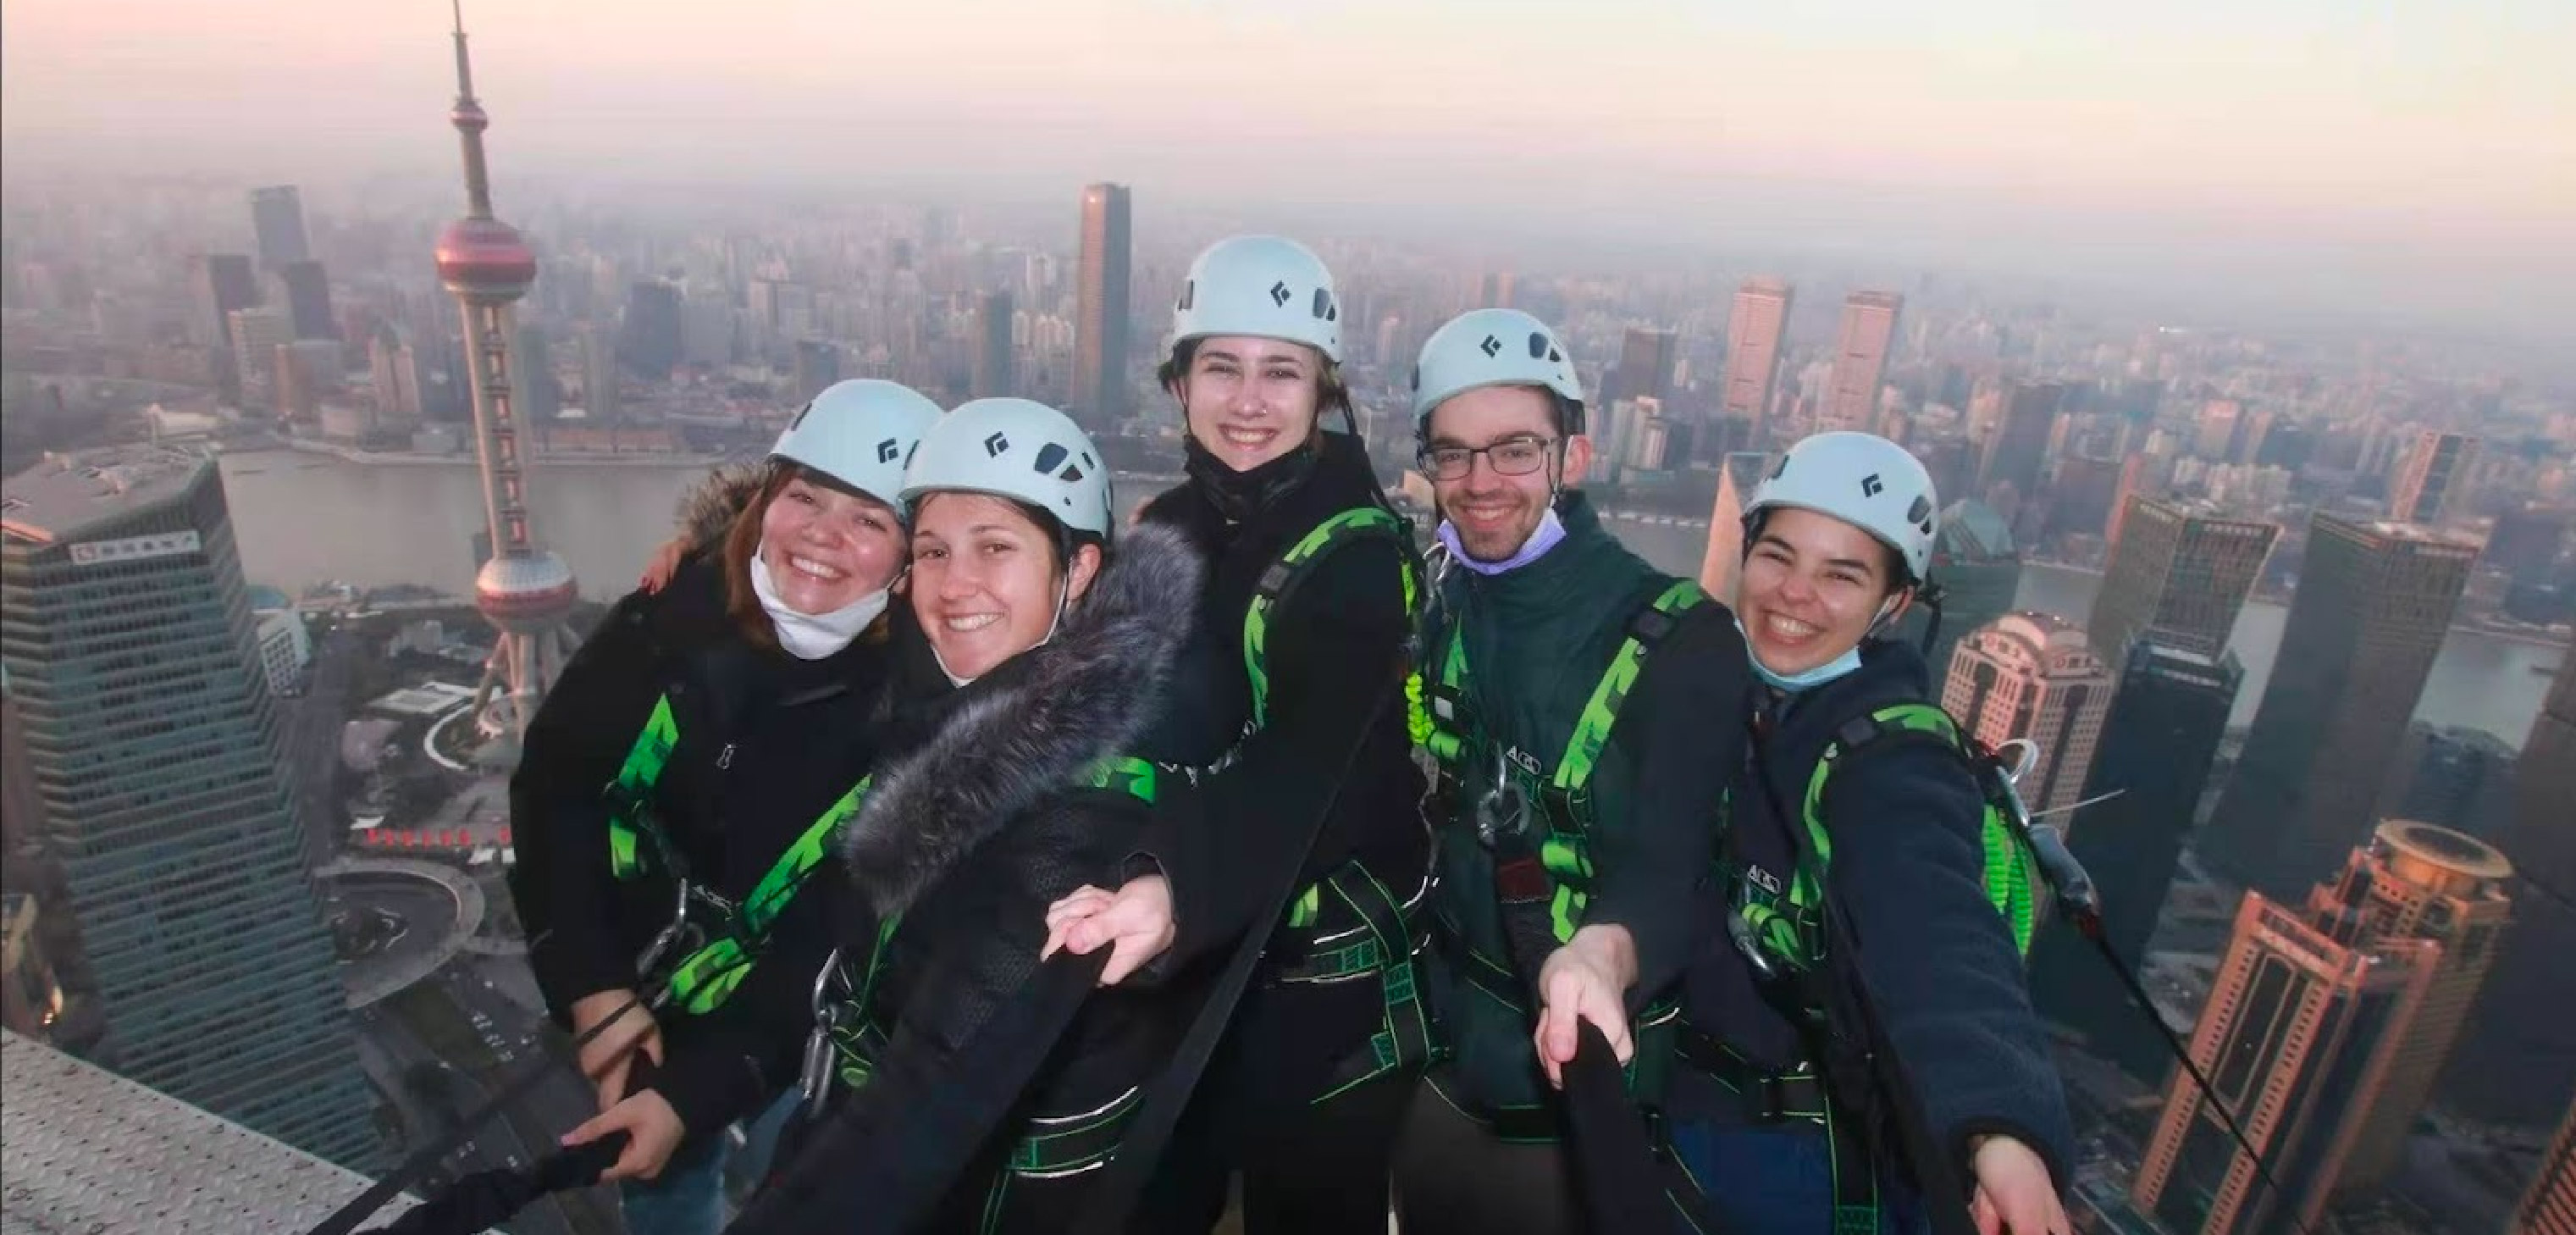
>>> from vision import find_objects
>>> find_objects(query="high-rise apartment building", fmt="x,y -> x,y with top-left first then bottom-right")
2389,431 -> 2480,525
1821,291 -> 1901,433
1073,182 -> 1132,428
248,186 -> 311,271
2129,889 -> 2440,1235
2521,1104 -> 2576,1235
2316,822 -> 2514,1187
1977,380 -> 2067,501
2202,516 -> 2479,897
793,339 -> 841,406
188,254 -> 261,351
2031,641 -> 2242,1081
2087,496 -> 2278,673
1614,326 -> 1677,406
578,323 -> 617,422
617,281 -> 685,380
0,446 -> 378,1169
2387,723 -> 2518,839
1721,278 -> 1792,445
1941,612 -> 2114,816
2444,654 -> 2576,1127
227,306 -> 292,406
973,291 -> 1015,400
273,260 -> 335,341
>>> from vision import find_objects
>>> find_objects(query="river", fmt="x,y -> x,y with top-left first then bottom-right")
217,450 -> 2566,749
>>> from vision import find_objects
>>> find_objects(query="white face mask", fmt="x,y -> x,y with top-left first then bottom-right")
749,540 -> 891,660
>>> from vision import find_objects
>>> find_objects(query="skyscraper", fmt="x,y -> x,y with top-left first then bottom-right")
2202,516 -> 2479,897
2031,641 -> 2242,1081
188,253 -> 261,351
617,281 -> 685,379
793,339 -> 841,405
2129,887 -> 2440,1235
2319,822 -> 2515,1188
2386,723 -> 2518,839
1976,380 -> 2066,501
2443,653 -> 2576,1127
228,306 -> 292,406
2521,1104 -> 2576,1235
2087,496 -> 2279,673
2388,430 -> 2480,524
1821,291 -> 1901,433
0,446 -> 378,1169
248,186 -> 311,271
578,322 -> 617,421
434,7 -> 578,758
1722,278 -> 1792,446
973,291 -> 1015,400
273,260 -> 335,341
1073,182 -> 1132,428
1614,326 -> 1677,406
1940,612 -> 2114,816
368,324 -> 423,425
1697,451 -> 1778,605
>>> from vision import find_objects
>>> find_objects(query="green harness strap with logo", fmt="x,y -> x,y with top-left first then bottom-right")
603,694 -> 683,881
816,756 -> 1162,1181
1731,701 -> 2040,977
1417,578 -> 1706,1142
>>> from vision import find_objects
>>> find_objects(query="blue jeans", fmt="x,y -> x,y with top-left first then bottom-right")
1666,1120 -> 1926,1235
620,1091 -> 799,1235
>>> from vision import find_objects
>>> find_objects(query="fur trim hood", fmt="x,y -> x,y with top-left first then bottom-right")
837,522 -> 1204,917
674,462 -> 773,551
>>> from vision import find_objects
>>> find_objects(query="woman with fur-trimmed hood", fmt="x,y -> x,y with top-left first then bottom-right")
511,380 -> 940,1234
732,397 -> 1205,1234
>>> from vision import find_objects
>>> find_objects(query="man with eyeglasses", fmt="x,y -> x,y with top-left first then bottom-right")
1391,308 -> 1755,1232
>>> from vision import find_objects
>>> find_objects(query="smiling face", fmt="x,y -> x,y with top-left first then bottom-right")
1736,506 -> 1910,675
908,492 -> 1102,681
754,470 -> 907,614
1423,384 -> 1593,563
1174,335 -> 1324,473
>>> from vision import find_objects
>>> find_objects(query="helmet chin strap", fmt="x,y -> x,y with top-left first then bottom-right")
929,570 -> 1074,688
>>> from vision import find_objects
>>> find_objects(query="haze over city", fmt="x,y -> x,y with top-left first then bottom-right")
6,0 -> 2572,347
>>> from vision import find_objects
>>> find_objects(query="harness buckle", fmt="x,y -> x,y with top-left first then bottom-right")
1473,749 -> 1533,850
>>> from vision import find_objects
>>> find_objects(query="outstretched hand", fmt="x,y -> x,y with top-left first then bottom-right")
1533,924 -> 1639,1088
1041,875 -> 1176,986
1968,1136 -> 2070,1235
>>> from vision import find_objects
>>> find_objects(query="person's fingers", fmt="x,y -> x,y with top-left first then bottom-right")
1043,888 -> 1113,929
1101,939 -> 1148,986
639,1027 -> 664,1067
561,1105 -> 625,1149
594,1060 -> 629,1113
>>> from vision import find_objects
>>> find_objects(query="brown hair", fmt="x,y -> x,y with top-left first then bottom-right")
720,462 -> 895,654
1158,338 -> 1353,429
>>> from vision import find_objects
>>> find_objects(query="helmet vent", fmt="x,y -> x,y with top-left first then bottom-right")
1176,280 -> 1195,312
1528,332 -> 1551,360
1033,443 -> 1067,474
1907,495 -> 1933,524
1313,290 -> 1336,322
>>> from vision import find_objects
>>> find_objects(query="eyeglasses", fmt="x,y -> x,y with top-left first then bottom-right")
1418,435 -> 1557,482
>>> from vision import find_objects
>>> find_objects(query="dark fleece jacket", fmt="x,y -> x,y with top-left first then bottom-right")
508,462 -> 892,1139
1673,639 -> 2076,1193
755,521 -> 1204,1229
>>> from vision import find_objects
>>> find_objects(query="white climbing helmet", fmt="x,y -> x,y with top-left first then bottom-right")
1410,308 -> 1584,427
771,379 -> 944,514
1170,235 -> 1342,363
900,398 -> 1115,540
1744,431 -> 1940,583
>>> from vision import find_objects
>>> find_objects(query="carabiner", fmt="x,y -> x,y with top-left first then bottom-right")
633,879 -> 695,979
1727,908 -> 1779,981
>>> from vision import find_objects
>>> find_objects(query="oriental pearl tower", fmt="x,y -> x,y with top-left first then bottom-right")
435,3 -> 577,763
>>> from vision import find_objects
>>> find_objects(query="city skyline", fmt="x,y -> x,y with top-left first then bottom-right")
3,2 -> 2571,347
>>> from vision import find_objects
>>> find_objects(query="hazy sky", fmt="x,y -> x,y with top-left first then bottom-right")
5,1 -> 2571,337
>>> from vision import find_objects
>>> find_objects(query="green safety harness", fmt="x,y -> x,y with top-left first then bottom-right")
1678,700 -> 2045,1233
1417,575 -> 1708,1144
1231,504 -> 1440,1103
796,756 -> 1163,1187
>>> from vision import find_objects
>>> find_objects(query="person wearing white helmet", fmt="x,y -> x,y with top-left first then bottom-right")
739,397 -> 1207,1232
1393,308 -> 1757,1234
1665,431 -> 2074,1235
514,379 -> 939,1234
1037,234 -> 1434,1234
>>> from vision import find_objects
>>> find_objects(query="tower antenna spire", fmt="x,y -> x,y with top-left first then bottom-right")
447,0 -> 495,219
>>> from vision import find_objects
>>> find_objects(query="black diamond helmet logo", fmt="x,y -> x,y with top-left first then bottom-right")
1861,474 -> 1884,497
1269,281 -> 1291,307
1479,335 -> 1502,357
982,432 -> 1009,457
876,438 -> 900,463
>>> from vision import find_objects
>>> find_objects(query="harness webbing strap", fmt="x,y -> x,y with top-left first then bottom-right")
1242,505 -> 1418,728
666,774 -> 876,1015
605,694 -> 683,880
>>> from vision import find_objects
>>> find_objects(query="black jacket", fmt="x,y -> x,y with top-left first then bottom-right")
507,467 -> 892,1138
764,521 -> 1204,1227
1133,432 -> 1430,970
1672,639 -> 2077,1188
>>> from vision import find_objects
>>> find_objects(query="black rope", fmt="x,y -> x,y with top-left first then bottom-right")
362,1133 -> 629,1234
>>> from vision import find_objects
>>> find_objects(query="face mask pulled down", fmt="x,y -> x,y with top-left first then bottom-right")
749,539 -> 891,660
1435,507 -> 1568,576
